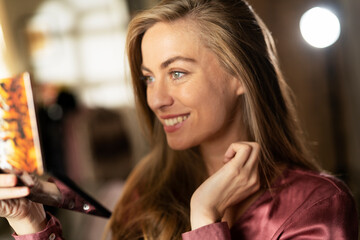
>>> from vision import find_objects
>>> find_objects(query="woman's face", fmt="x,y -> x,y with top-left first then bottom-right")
141,20 -> 244,150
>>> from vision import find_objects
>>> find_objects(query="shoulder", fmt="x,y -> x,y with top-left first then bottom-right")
228,167 -> 358,239
267,167 -> 357,224
272,168 -> 359,239
275,167 -> 354,205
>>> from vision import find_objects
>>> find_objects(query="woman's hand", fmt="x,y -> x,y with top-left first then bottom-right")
0,173 -> 47,235
190,142 -> 261,230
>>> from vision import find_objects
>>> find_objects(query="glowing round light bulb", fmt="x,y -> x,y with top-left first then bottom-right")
300,7 -> 341,48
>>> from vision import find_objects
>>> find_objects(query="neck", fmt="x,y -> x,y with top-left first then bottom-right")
200,117 -> 247,176
200,140 -> 230,175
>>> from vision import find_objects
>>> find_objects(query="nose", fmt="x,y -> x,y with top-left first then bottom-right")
147,78 -> 174,111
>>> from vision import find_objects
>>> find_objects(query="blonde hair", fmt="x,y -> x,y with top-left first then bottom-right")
110,0 -> 320,239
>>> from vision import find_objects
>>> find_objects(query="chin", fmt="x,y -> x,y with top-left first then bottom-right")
166,138 -> 194,151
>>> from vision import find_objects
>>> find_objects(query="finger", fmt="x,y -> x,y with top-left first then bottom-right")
223,142 -> 250,163
242,142 -> 260,171
223,143 -> 253,167
0,187 -> 30,200
224,145 -> 237,163
0,174 -> 18,187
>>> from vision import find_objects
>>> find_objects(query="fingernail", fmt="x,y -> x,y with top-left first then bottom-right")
19,187 -> 30,195
18,172 -> 35,187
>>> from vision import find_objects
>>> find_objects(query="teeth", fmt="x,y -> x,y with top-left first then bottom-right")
164,115 -> 188,126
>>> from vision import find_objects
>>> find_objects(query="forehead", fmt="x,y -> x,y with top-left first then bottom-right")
141,20 -> 204,64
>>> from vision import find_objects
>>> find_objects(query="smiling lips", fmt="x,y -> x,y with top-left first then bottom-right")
162,114 -> 189,133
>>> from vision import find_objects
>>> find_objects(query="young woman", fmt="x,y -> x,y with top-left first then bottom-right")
1,0 -> 358,239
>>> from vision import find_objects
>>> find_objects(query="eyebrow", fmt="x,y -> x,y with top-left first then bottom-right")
141,56 -> 196,72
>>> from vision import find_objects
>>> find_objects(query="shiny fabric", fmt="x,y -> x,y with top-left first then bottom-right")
49,178 -> 98,215
12,168 -> 358,239
12,213 -> 62,240
183,168 -> 359,239
12,178 -> 97,240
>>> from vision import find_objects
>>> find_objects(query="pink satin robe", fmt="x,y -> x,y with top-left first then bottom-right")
182,168 -> 358,239
12,168 -> 358,239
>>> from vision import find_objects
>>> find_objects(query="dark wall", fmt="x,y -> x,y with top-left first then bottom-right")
247,0 -> 360,208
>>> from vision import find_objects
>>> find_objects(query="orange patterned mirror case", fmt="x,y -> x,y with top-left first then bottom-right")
0,72 -> 43,175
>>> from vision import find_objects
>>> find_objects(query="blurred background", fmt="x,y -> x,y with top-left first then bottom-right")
0,0 -> 359,239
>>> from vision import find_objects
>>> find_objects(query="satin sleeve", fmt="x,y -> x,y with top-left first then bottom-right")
11,178 -> 97,240
182,222 -> 231,240
49,178 -> 97,214
278,191 -> 358,240
12,213 -> 63,240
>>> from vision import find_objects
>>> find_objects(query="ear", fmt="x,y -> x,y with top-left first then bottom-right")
231,77 -> 245,96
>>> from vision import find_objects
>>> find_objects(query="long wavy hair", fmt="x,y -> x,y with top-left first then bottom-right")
109,0 -> 320,239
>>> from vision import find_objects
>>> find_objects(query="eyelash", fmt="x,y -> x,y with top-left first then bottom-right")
141,76 -> 155,85
170,71 -> 186,80
141,71 -> 186,85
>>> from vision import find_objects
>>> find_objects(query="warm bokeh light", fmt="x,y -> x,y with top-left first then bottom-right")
300,7 -> 341,48
27,0 -> 132,107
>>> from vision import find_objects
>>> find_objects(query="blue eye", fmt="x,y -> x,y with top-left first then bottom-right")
141,76 -> 155,85
170,71 -> 185,80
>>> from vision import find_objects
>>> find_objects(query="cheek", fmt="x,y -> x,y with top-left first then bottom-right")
178,77 -> 236,122
199,87 -> 237,123
193,88 -> 228,122
200,101 -> 227,127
